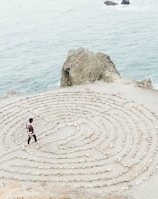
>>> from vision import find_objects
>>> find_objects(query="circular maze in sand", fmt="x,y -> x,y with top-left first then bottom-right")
0,90 -> 158,194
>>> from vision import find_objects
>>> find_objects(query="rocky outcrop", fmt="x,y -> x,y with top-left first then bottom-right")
60,48 -> 154,90
137,78 -> 153,89
104,0 -> 130,6
121,0 -> 130,4
60,48 -> 120,87
7,90 -> 18,96
104,1 -> 118,6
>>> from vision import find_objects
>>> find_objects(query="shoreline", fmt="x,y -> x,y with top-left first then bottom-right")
0,76 -> 158,99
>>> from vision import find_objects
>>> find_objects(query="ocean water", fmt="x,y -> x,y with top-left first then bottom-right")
0,0 -> 158,96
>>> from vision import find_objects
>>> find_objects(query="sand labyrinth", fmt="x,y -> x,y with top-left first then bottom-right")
0,91 -> 158,194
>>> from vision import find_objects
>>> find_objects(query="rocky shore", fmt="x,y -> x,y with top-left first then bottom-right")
61,48 -> 153,89
0,49 -> 158,199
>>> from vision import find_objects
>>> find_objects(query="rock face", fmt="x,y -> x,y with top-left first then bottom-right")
104,1 -> 118,6
121,0 -> 130,4
60,48 -> 120,87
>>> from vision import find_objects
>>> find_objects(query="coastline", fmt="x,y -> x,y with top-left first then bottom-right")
0,81 -> 158,199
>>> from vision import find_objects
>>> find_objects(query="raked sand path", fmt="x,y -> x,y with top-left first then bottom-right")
0,82 -> 158,199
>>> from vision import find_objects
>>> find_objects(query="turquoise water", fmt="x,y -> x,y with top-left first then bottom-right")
0,0 -> 158,96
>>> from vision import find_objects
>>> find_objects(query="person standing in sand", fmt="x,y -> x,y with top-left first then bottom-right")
26,118 -> 37,145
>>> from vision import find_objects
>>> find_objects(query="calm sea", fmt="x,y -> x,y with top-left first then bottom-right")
0,0 -> 158,96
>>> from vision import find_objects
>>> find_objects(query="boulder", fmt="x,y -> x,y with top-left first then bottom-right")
104,1 -> 118,6
137,78 -> 153,89
121,0 -> 130,5
60,48 -> 120,87
5,90 -> 20,98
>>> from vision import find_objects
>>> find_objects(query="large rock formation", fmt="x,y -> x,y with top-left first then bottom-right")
60,48 -> 120,87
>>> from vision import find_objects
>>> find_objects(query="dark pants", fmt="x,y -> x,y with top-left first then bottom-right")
28,134 -> 37,144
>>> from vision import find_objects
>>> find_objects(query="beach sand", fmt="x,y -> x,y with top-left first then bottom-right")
0,81 -> 158,199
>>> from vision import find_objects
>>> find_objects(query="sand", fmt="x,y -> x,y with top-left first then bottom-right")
0,81 -> 158,199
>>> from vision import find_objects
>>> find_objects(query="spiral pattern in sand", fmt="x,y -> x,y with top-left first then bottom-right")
0,90 -> 158,194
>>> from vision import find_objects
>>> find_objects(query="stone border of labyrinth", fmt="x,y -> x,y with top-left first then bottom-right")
0,91 -> 158,194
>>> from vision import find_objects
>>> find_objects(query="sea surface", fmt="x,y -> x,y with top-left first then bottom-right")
0,0 -> 158,96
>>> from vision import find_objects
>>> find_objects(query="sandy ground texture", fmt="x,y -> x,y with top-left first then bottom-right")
0,81 -> 158,199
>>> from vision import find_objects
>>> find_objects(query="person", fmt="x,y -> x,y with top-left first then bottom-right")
26,118 -> 37,145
